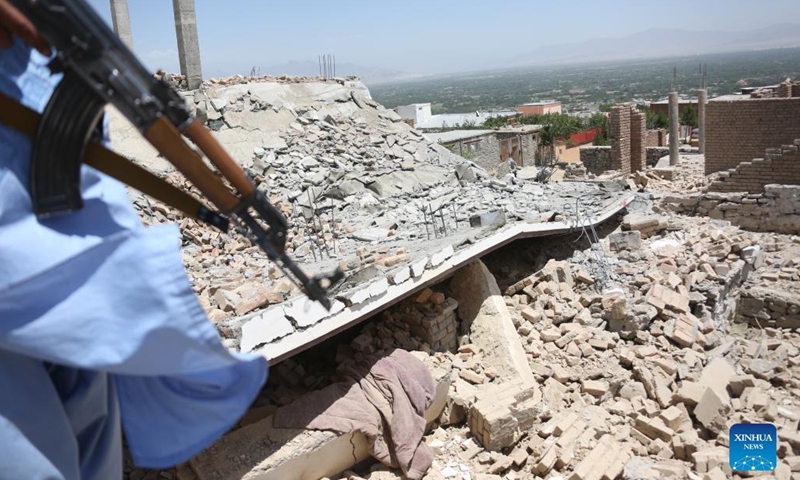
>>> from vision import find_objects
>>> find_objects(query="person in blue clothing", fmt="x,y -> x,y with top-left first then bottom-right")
0,1 -> 268,479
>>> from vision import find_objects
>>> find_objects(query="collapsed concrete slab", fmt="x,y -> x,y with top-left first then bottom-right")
114,75 -> 634,367
249,193 -> 633,364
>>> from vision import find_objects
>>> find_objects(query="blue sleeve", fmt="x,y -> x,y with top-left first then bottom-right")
0,37 -> 267,469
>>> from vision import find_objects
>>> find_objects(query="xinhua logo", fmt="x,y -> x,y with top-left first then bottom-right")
729,423 -> 777,472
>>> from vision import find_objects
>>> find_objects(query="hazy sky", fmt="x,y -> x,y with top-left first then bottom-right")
85,0 -> 798,78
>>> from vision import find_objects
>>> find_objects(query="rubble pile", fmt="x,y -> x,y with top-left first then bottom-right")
621,213 -> 668,239
414,222 -> 798,479
307,201 -> 800,480
566,154 -> 716,195
156,70 -> 361,90
124,77 -> 627,351
116,75 -> 800,480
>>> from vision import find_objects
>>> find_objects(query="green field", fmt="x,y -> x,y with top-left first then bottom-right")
369,48 -> 800,114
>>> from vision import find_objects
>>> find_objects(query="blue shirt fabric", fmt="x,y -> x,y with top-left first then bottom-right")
0,38 -> 268,479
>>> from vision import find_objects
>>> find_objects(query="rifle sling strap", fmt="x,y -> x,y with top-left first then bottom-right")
0,90 -> 228,231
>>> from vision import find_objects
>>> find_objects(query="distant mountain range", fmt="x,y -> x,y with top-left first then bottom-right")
259,60 -> 423,85
503,24 -> 800,67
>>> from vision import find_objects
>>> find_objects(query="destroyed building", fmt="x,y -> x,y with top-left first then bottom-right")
110,73 -> 800,480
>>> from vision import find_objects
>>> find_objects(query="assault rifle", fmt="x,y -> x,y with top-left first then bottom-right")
2,0 -> 342,308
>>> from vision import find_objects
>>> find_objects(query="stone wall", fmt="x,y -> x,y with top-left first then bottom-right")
646,146 -> 699,167
496,131 -> 538,168
581,143 -> 665,174
663,184 -> 800,233
447,132 -> 537,175
647,147 -> 669,167
579,146 -> 612,174
737,287 -> 800,329
519,133 -> 538,167
708,140 -> 800,193
705,97 -> 800,174
454,134 -> 501,175
610,106 -> 631,173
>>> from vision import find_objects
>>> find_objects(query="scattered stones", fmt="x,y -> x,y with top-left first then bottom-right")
122,76 -> 800,480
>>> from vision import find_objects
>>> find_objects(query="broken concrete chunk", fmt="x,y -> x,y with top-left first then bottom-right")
351,227 -> 390,242
411,257 -> 428,278
284,297 -> 343,327
428,245 -> 455,268
469,210 -> 506,229
582,380 -> 609,397
698,357 -> 737,397
693,386 -> 730,432
609,231 -> 642,251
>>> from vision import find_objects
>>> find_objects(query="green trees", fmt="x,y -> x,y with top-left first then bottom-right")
518,113 -> 583,139
482,115 -> 510,128
638,105 -> 668,129
680,104 -> 698,127
587,112 -> 610,146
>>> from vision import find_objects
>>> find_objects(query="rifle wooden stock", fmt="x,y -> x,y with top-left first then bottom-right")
184,119 -> 255,197
144,117 -> 239,213
0,90 -> 221,226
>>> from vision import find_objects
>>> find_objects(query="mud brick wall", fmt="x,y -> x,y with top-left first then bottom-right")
705,97 -> 800,175
708,141 -> 800,193
646,129 -> 666,147
630,108 -> 646,173
610,106 -> 631,174
381,293 -> 459,353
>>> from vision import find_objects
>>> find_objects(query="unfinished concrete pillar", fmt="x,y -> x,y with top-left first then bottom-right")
172,0 -> 203,90
630,106 -> 646,173
698,89 -> 707,154
669,92 -> 679,165
109,0 -> 133,49
610,106 -> 631,174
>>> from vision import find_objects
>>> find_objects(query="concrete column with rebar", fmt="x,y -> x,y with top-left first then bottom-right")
109,0 -> 133,49
698,89 -> 707,154
669,92 -> 679,165
172,0 -> 203,90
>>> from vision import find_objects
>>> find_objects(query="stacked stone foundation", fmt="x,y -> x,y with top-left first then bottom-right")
663,185 -> 800,234
737,287 -> 800,329
580,146 -> 696,174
